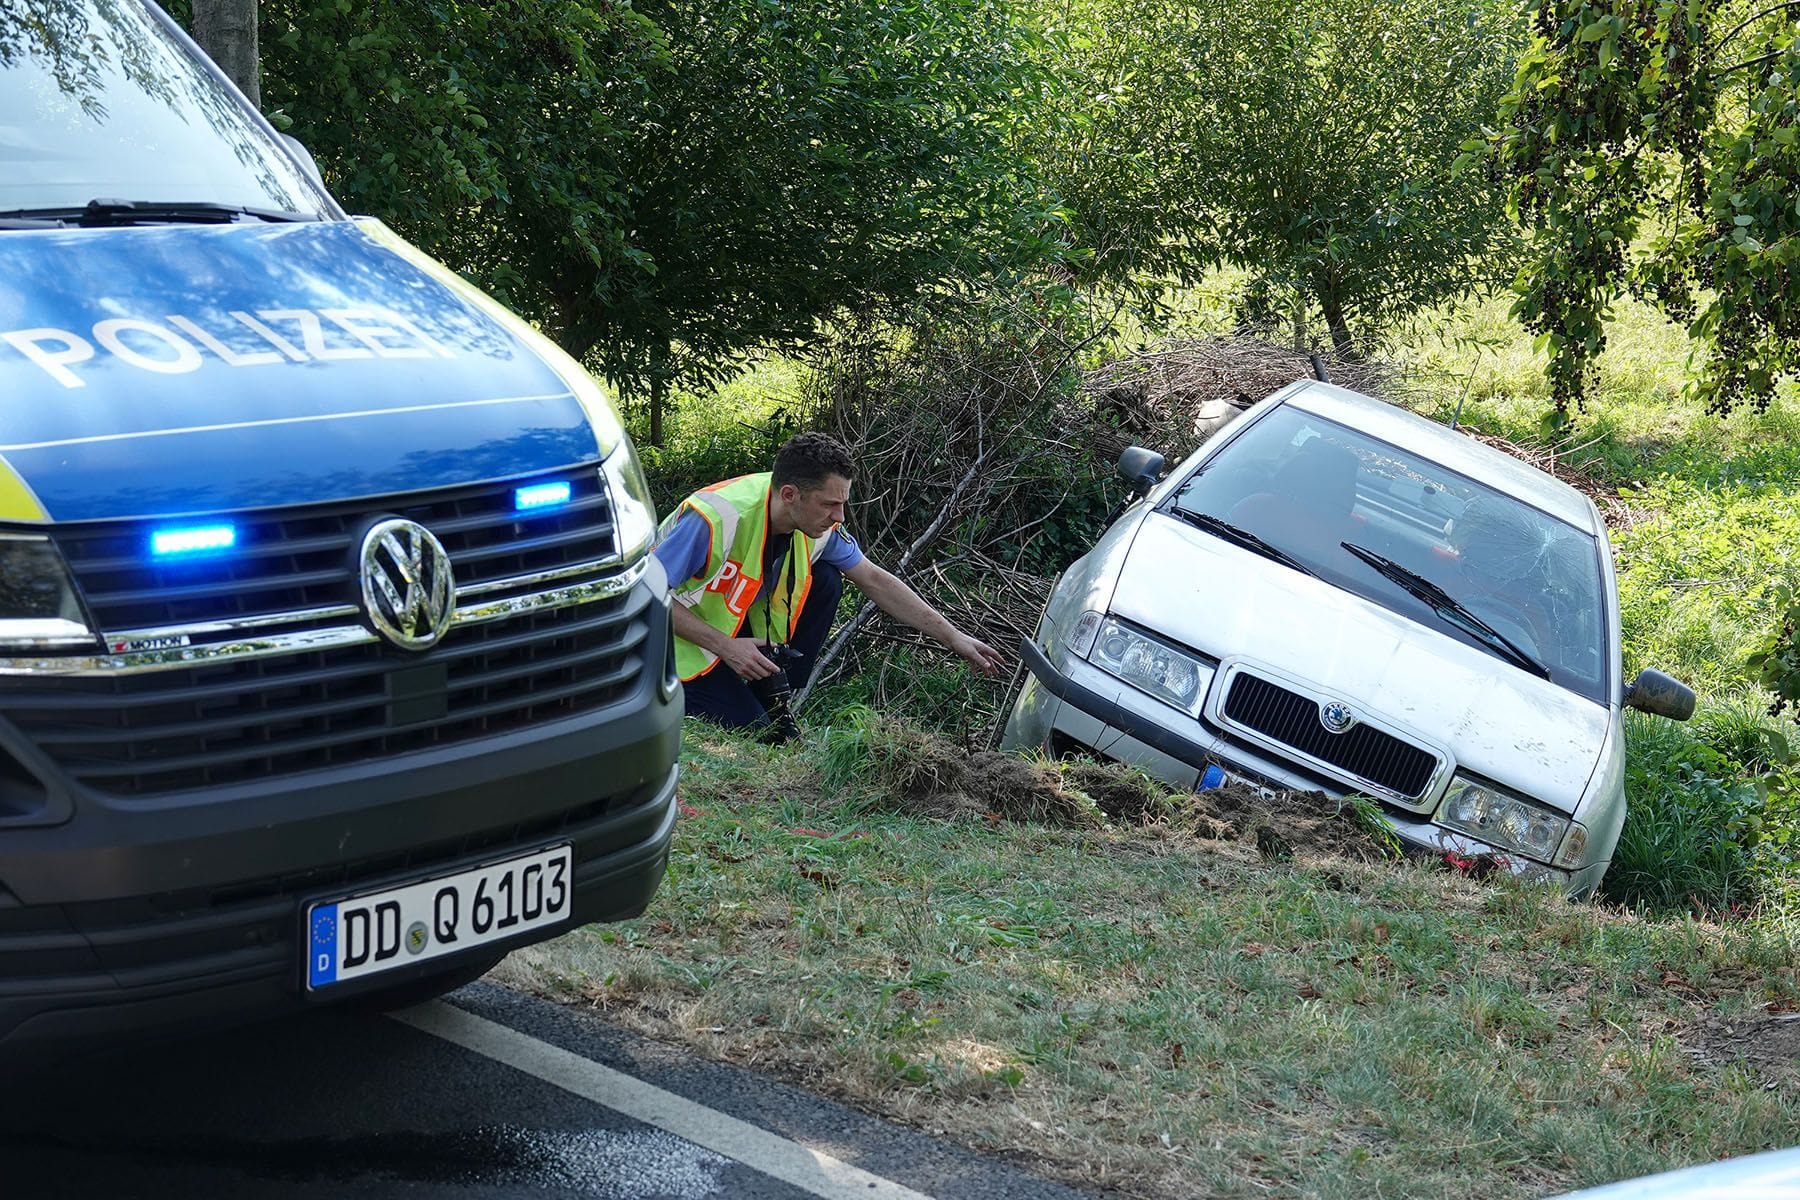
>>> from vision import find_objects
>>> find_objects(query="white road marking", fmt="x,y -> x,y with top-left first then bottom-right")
394,1001 -> 938,1200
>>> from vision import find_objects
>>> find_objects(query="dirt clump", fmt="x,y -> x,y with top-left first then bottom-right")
1061,759 -> 1168,823
1175,780 -> 1395,861
844,714 -> 1395,861
1695,1013 -> 1800,1083
850,716 -> 1103,827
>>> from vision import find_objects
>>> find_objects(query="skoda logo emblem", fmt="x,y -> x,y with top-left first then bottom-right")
359,518 -> 454,650
1319,700 -> 1357,734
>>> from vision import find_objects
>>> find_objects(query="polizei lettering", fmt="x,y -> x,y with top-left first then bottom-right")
0,307 -> 455,388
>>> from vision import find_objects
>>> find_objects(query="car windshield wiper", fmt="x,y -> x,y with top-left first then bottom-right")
1340,541 -> 1551,680
0,199 -> 314,227
1170,508 -> 1315,577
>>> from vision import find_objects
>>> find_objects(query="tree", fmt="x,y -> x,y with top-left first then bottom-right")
567,0 -> 1066,443
1481,0 -> 1800,419
192,0 -> 256,105
222,0 -> 1061,444
1049,0 -> 1524,355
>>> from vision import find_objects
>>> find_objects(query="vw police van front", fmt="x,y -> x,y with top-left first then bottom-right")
0,1 -> 681,1057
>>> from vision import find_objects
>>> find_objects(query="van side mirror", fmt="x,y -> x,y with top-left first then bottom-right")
1623,668 -> 1695,721
279,133 -> 326,187
1116,446 -> 1166,499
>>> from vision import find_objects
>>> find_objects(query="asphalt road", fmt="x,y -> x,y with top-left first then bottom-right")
0,982 -> 1098,1200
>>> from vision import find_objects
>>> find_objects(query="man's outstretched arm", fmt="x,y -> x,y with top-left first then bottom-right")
841,560 -> 1006,676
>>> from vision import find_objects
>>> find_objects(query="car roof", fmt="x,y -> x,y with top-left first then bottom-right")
1282,381 -> 1601,533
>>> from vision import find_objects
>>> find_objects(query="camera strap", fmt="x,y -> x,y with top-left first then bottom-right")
757,531 -> 798,647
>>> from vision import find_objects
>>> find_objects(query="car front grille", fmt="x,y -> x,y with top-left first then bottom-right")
10,467 -> 648,796
1220,671 -> 1439,801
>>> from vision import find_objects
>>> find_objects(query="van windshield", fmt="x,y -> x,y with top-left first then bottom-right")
0,0 -> 332,220
1170,404 -> 1610,703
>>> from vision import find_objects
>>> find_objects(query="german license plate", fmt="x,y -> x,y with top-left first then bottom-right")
305,843 -> 572,990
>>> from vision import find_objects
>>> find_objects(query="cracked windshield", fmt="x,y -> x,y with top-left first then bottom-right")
1172,404 -> 1608,702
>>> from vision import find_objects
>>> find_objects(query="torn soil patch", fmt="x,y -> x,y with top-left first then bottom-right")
1696,1013 -> 1800,1083
833,713 -> 1394,862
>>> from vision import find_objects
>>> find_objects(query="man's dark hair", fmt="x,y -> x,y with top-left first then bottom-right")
772,432 -> 855,492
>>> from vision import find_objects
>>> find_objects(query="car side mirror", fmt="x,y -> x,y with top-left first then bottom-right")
1623,668 -> 1695,721
1116,446 -> 1166,499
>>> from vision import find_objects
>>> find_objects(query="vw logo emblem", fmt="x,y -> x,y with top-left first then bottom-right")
359,519 -> 454,649
1319,700 -> 1357,734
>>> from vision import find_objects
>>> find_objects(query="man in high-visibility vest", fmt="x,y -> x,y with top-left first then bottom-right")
652,431 -> 1005,734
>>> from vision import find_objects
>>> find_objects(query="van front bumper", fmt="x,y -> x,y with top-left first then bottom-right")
0,607 -> 683,1061
1009,639 -> 1604,895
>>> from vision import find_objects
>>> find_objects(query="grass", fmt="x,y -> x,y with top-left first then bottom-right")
496,722 -> 1800,1200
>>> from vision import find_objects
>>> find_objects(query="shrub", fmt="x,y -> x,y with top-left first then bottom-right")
1605,712 -> 1764,915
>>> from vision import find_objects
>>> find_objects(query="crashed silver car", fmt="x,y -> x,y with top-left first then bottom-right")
1003,381 -> 1694,895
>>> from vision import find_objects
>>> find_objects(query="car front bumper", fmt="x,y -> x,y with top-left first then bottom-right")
1007,639 -> 1606,895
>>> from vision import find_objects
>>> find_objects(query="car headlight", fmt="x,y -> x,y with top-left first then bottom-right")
1435,775 -> 1586,867
1088,617 -> 1213,716
600,438 -> 658,566
0,534 -> 96,652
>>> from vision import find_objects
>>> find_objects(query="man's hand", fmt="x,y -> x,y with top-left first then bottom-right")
717,637 -> 779,681
949,632 -> 1006,677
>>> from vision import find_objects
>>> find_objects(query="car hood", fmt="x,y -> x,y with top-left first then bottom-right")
1111,513 -> 1610,812
0,220 -> 602,521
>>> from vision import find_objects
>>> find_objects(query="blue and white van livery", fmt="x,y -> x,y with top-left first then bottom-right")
0,1 -> 680,1056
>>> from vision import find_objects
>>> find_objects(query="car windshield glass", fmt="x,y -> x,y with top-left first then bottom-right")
1169,404 -> 1608,702
0,0 -> 332,219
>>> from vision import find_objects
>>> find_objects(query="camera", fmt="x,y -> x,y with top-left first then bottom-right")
744,643 -> 805,744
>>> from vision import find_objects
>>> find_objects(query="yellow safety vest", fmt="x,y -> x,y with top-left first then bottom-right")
659,472 -> 830,681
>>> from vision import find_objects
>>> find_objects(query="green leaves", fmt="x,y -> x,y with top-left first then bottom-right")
1059,0 -> 1525,354
1485,0 -> 1800,419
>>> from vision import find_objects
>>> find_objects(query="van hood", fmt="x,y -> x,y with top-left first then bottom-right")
1110,513 -> 1610,812
0,220 -> 602,521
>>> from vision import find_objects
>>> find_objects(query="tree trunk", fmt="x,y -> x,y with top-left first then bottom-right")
647,342 -> 672,448
1314,278 -> 1356,359
193,0 -> 259,108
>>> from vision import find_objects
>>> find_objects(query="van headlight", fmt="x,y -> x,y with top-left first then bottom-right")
1088,617 -> 1213,717
1436,775 -> 1585,866
0,534 -> 96,652
600,439 -> 658,566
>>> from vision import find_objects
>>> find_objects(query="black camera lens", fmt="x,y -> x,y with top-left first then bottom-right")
746,648 -> 802,744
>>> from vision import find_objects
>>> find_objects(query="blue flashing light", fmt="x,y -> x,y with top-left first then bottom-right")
151,524 -> 237,557
514,481 -> 572,511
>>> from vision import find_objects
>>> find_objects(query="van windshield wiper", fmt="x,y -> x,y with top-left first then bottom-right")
0,199 -> 314,227
1170,508 -> 1315,577
1340,541 -> 1550,680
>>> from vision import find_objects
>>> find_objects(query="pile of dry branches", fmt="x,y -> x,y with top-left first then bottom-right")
1081,336 -> 1406,465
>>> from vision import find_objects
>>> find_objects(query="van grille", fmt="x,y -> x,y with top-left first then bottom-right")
50,468 -> 614,633
1220,672 -> 1438,800
9,591 -> 650,796
12,468 -> 649,796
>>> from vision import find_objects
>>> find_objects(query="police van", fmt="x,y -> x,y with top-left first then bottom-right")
0,1 -> 681,1056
